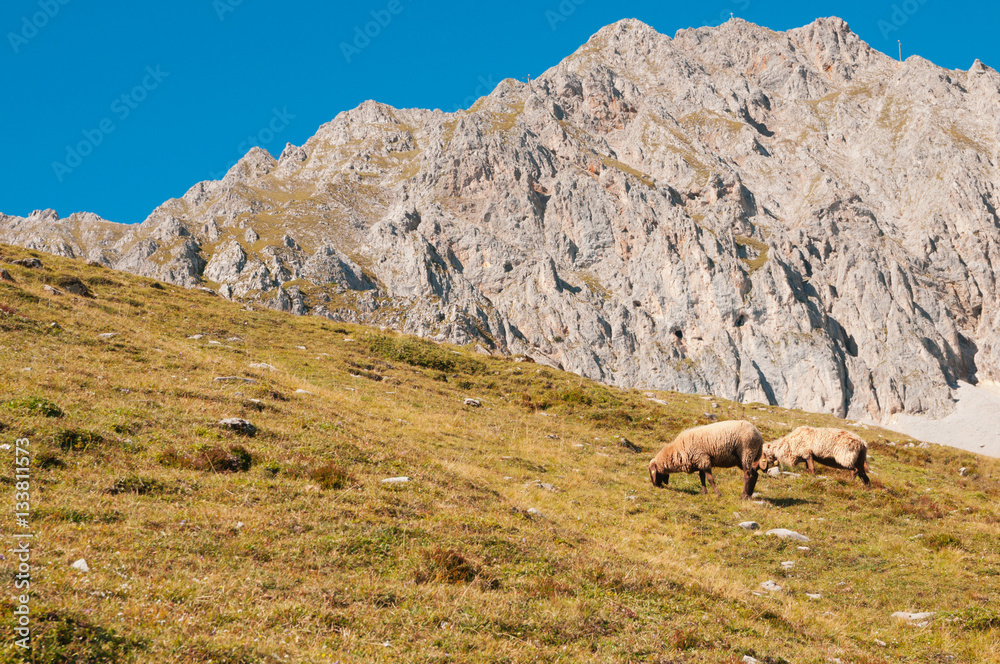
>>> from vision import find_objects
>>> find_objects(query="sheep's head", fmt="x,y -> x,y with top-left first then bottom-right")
758,444 -> 778,470
648,460 -> 669,487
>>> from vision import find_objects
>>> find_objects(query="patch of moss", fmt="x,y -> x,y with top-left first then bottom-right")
3,396 -> 64,417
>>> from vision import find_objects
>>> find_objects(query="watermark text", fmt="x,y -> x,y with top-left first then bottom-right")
8,0 -> 71,54
11,437 -> 33,649
51,65 -> 169,182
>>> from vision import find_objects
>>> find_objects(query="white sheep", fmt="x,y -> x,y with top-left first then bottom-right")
648,420 -> 763,499
760,426 -> 870,486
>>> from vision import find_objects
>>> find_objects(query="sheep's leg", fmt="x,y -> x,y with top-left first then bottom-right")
698,470 -> 708,494
805,455 -> 816,475
855,466 -> 871,487
704,470 -> 721,497
742,467 -> 759,500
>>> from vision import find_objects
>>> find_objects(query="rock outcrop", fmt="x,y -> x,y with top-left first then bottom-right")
4,17 -> 1000,422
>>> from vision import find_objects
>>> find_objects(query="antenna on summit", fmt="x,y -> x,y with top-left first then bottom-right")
898,40 -> 902,62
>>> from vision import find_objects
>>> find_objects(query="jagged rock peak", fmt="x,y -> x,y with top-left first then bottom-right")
221,146 -> 277,186
28,209 -> 60,223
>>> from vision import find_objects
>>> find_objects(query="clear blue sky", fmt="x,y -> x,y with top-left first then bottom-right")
2,0 -> 996,224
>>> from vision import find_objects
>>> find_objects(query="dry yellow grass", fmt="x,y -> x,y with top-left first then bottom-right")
1,244 -> 999,663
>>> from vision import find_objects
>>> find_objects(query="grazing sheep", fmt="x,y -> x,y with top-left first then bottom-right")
760,426 -> 870,486
648,420 -> 763,499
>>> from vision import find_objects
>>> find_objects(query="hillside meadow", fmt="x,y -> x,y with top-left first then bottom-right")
1,244 -> 999,663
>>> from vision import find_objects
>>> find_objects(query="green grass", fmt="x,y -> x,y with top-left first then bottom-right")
1,244 -> 999,663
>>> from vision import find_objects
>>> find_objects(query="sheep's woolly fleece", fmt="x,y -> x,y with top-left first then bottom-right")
648,420 -> 763,475
764,426 -> 867,470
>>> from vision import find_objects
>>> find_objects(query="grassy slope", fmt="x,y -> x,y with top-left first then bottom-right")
1,244 -> 999,664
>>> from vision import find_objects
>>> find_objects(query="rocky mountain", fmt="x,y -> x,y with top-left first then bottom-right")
4,16 -> 1000,423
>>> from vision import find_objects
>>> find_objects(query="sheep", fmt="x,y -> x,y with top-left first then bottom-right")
760,426 -> 870,486
648,420 -> 763,499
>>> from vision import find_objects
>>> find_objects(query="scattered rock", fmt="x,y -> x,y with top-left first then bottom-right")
70,558 -> 90,573
214,376 -> 256,384
526,508 -> 544,518
227,336 -> 244,342
249,363 -> 276,370
464,398 -> 482,407
524,480 -> 557,492
295,389 -> 312,394
295,345 -> 306,350
806,593 -> 822,600
97,332 -> 118,339
57,277 -> 92,296
10,258 -> 42,268
235,522 -> 245,529
780,561 -> 795,569
473,344 -> 491,355
760,580 -> 782,592
42,284 -> 64,295
188,334 -> 204,340
738,521 -> 760,531
958,467 -> 968,477
208,340 -> 222,345
742,656 -> 761,664
616,435 -> 642,453
381,476 -> 411,484
49,322 -> 61,330
703,412 -> 719,421
797,546 -> 810,551
0,268 -> 14,282
198,287 -> 217,295
892,611 -> 935,623
218,418 -> 257,436
875,639 -> 887,647
765,528 -> 810,542
767,467 -> 781,477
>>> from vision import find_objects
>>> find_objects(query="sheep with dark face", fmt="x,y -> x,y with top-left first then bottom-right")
648,420 -> 763,499
760,426 -> 870,486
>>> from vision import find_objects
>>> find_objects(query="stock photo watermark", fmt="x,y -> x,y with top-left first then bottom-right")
213,0 -> 244,21
545,0 -> 586,31
11,437 -> 33,650
448,74 -> 498,112
208,107 -> 296,180
51,65 -> 169,183
7,0 -> 71,53
877,0 -> 929,39
340,0 -> 412,63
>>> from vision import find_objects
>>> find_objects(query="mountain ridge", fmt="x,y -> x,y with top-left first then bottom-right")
4,16 -> 1000,424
